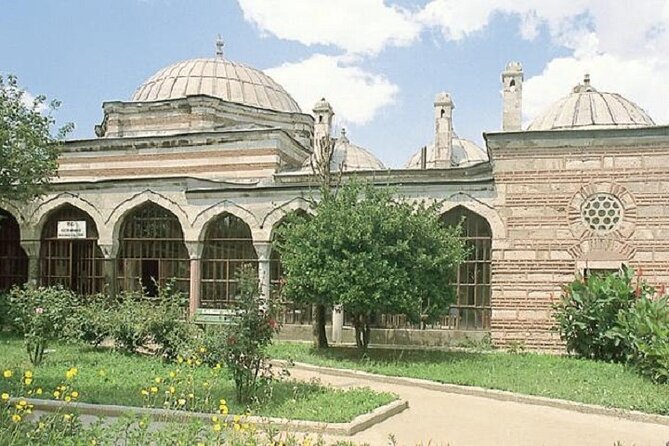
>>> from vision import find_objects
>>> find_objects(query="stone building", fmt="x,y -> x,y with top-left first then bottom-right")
2,43 -> 667,350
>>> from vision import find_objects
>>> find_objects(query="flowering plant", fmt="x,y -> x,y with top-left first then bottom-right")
8,285 -> 79,366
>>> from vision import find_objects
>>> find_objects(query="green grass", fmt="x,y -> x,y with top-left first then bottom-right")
269,342 -> 669,416
0,335 -> 395,423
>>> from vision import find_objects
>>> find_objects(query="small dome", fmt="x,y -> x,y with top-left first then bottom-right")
405,136 -> 488,169
132,58 -> 301,113
528,75 -> 654,131
302,130 -> 385,172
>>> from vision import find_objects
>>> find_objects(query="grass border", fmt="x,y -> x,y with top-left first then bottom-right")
14,396 -> 408,436
281,360 -> 669,428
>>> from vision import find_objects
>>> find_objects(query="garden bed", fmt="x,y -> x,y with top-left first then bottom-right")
0,335 -> 396,423
269,342 -> 669,415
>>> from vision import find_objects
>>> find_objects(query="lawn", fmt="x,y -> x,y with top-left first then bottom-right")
269,342 -> 669,416
0,335 -> 395,423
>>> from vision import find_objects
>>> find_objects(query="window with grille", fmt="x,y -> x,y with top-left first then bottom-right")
201,213 -> 257,308
0,209 -> 28,291
441,206 -> 492,330
39,205 -> 104,295
117,203 -> 189,297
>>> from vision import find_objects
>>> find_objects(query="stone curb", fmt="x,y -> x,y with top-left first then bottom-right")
12,397 -> 408,436
279,360 -> 669,428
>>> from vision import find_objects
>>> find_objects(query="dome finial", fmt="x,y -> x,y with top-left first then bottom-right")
584,73 -> 590,85
215,34 -> 225,59
340,127 -> 349,143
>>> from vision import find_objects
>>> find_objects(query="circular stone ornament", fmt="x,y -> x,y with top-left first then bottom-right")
580,193 -> 624,234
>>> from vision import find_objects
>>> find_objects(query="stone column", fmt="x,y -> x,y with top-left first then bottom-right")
21,240 -> 40,285
185,241 -> 204,317
99,244 -> 117,297
332,304 -> 344,343
253,241 -> 272,300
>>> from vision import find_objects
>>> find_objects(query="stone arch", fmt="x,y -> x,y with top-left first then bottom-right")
30,193 -> 104,242
108,190 -> 191,253
0,200 -> 26,224
263,197 -> 314,241
439,193 -> 505,242
116,201 -> 190,297
38,203 -> 105,295
194,200 -> 260,244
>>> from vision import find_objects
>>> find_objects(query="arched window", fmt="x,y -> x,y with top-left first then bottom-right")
0,209 -> 28,291
40,204 -> 104,295
201,213 -> 257,308
269,210 -> 313,324
117,203 -> 189,297
441,206 -> 492,329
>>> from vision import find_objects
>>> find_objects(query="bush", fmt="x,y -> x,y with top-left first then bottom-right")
7,285 -> 79,365
72,294 -> 113,347
614,295 -> 669,383
0,292 -> 9,330
553,268 -> 641,362
213,265 -> 281,404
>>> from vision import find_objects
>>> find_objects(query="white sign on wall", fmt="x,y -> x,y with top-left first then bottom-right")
57,221 -> 87,239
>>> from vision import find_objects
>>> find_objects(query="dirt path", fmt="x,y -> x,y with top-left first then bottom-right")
287,366 -> 669,446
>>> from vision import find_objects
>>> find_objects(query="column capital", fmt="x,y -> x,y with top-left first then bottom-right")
185,240 -> 204,259
253,241 -> 272,261
19,240 -> 40,257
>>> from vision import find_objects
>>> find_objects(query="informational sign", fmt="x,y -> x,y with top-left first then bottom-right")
57,221 -> 87,239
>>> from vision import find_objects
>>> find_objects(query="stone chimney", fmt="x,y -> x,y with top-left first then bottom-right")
502,61 -> 523,131
434,92 -> 454,166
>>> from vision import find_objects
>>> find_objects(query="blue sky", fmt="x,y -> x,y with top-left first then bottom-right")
2,1 -> 668,168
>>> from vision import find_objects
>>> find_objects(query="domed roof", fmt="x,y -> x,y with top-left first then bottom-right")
405,136 -> 488,169
528,75 -> 654,131
131,57 -> 302,113
302,130 -> 385,173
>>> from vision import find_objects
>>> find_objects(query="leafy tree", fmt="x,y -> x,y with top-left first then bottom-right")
0,74 -> 72,202
277,181 -> 466,352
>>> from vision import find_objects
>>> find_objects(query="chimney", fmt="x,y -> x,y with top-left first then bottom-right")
434,92 -> 454,167
312,97 -> 334,163
502,61 -> 523,131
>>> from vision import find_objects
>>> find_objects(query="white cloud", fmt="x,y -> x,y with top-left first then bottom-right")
266,54 -> 399,125
237,0 -> 421,55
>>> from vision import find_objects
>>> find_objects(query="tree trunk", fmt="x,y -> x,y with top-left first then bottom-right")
353,314 -> 371,353
312,304 -> 329,349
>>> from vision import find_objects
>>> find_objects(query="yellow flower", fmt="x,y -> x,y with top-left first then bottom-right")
65,396 -> 72,402
213,423 -> 222,432
199,347 -> 207,353
65,367 -> 78,380
202,381 -> 209,388
98,370 -> 106,377
211,415 -> 219,423
141,389 -> 149,397
219,405 -> 229,415
24,378 -> 32,385
1,393 -> 9,401
3,370 -> 12,378
139,421 -> 146,428
177,398 -> 186,405
169,371 -> 176,378
233,423 -> 241,431
36,388 -> 42,395
195,360 -> 202,366
154,377 -> 162,384
177,356 -> 184,364
11,414 -> 21,423
18,400 -> 27,407
150,386 -> 158,394
169,386 -> 175,394
64,413 -> 72,421
215,363 -> 221,369
24,370 -> 33,379
219,399 -> 226,405
53,390 -> 61,398
233,415 -> 241,423
188,393 -> 194,399
71,391 -> 79,399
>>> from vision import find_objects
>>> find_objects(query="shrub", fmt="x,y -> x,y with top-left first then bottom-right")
7,285 -> 79,366
72,294 -> 113,347
214,265 -> 281,404
107,291 -> 153,353
614,295 -> 669,383
147,280 -> 197,360
0,292 -> 9,330
553,267 -> 643,361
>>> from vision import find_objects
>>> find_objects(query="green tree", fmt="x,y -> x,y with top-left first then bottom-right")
0,74 -> 72,202
277,181 -> 466,352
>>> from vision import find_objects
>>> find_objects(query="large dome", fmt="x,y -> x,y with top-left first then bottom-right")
301,131 -> 385,173
528,75 -> 654,131
405,136 -> 488,169
131,58 -> 302,113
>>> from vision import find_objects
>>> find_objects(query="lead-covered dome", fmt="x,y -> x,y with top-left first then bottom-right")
405,136 -> 488,169
301,130 -> 385,173
528,75 -> 654,131
131,58 -> 302,113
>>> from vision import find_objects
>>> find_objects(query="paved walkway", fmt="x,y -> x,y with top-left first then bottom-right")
287,366 -> 669,446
